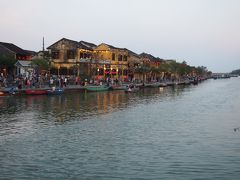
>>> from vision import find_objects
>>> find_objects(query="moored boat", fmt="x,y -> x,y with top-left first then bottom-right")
85,85 -> 111,92
144,82 -> 160,88
111,85 -> 127,90
159,83 -> 167,87
124,85 -> 140,93
0,91 -> 7,96
25,89 -> 47,95
47,88 -> 64,95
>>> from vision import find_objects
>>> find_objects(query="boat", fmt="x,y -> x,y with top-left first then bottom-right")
85,85 -> 111,92
111,85 -> 127,90
0,88 -> 17,96
3,87 -> 18,94
144,82 -> 160,88
159,83 -> 167,87
174,81 -> 185,86
124,85 -> 140,93
0,91 -> 7,96
47,88 -> 64,95
25,89 -> 47,95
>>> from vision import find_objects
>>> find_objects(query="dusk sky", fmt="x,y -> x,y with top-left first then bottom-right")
1,0 -> 240,72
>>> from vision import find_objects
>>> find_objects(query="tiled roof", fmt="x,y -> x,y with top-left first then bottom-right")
140,52 -> 163,62
79,41 -> 97,49
47,38 -> 79,49
0,42 -> 31,55
126,49 -> 140,58
15,60 -> 32,67
47,38 -> 97,51
100,43 -> 127,51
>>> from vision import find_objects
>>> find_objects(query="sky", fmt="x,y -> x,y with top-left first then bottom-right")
1,0 -> 240,72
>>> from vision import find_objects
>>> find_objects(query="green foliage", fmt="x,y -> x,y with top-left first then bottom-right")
31,58 -> 49,70
157,61 -> 208,77
231,69 -> 240,75
158,62 -> 170,72
135,64 -> 151,74
195,66 -> 207,75
0,54 -> 17,71
150,67 -> 159,74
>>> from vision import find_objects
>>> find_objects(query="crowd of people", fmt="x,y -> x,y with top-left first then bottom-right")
0,71 -> 126,90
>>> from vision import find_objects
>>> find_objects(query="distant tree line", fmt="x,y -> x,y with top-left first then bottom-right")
135,60 -> 211,78
231,69 -> 240,75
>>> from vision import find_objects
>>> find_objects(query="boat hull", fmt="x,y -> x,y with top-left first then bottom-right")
124,87 -> 140,93
47,89 -> 64,95
85,85 -> 110,92
112,85 -> 127,90
25,89 -> 47,95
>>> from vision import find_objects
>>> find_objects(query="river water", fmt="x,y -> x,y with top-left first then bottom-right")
0,78 -> 240,179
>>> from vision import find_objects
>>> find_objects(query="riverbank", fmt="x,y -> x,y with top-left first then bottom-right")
1,76 -> 240,180
0,77 -> 210,96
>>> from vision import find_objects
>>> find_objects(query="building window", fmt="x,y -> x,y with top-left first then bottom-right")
52,51 -> 60,59
80,52 -> 91,59
118,54 -> 122,61
67,50 -> 75,59
112,53 -> 115,60
123,55 -> 128,61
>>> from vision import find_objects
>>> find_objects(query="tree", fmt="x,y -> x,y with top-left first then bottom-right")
135,64 -> 151,82
0,55 -> 17,74
195,66 -> 207,76
231,69 -> 240,75
30,58 -> 50,74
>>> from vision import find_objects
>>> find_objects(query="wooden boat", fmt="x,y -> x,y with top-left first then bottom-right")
0,91 -> 7,96
111,85 -> 127,90
85,85 -> 111,92
25,89 -> 47,95
47,88 -> 64,95
0,89 -> 17,96
159,83 -> 167,87
124,85 -> 140,93
144,82 -> 160,88
3,87 -> 18,93
174,81 -> 185,86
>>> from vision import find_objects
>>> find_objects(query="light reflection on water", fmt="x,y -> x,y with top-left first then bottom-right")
1,78 -> 240,179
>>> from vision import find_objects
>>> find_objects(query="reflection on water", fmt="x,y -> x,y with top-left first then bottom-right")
1,79 -> 240,179
0,86 -> 187,124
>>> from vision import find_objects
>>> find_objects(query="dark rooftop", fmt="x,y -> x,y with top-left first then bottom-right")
140,52 -> 164,62
0,42 -> 31,55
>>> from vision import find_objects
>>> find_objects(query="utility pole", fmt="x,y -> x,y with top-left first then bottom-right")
42,37 -> 45,51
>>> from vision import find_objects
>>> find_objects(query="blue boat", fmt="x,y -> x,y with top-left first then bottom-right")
47,88 -> 64,95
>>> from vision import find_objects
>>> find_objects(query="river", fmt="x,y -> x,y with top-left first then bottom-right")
0,78 -> 240,179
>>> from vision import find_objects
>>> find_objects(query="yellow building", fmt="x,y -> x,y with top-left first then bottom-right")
47,38 -> 96,76
127,49 -> 142,81
93,43 -> 129,80
47,39 -> 131,80
47,38 -> 163,82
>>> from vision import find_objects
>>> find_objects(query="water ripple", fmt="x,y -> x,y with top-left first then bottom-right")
1,78 -> 240,179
